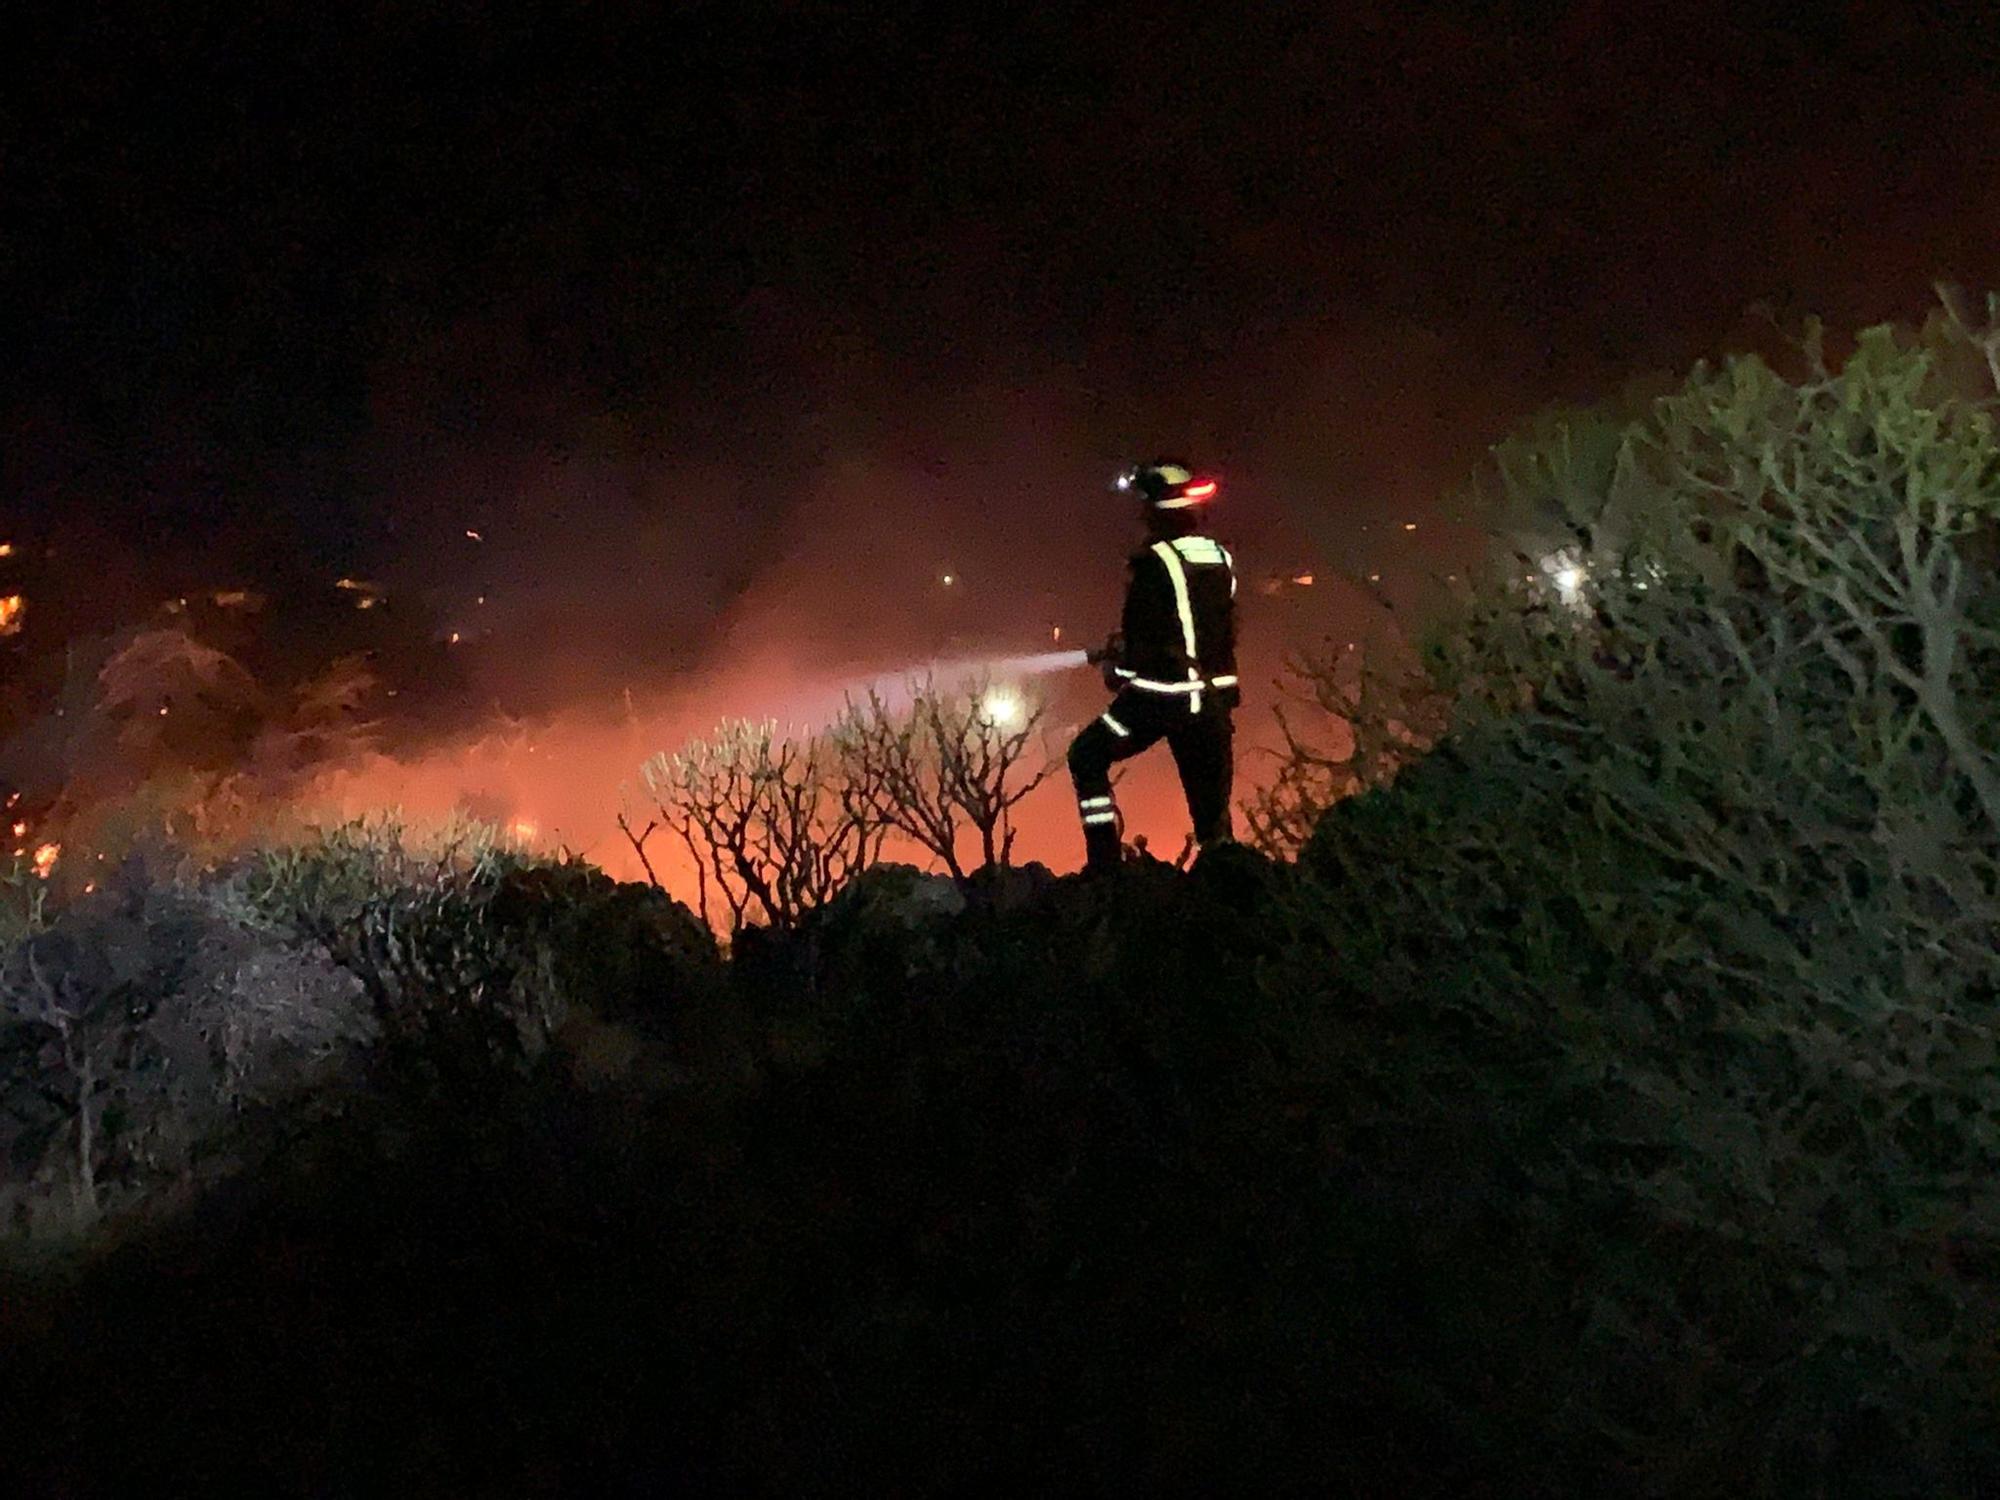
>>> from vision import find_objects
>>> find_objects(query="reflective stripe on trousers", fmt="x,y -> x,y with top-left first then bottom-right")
1067,690 -> 1236,853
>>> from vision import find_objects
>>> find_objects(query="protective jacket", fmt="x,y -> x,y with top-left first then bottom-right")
1109,533 -> 1240,713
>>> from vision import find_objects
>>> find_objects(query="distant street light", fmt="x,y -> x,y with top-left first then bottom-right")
979,685 -> 1026,729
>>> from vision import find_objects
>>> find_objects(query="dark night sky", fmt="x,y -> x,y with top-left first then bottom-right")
6,0 -> 2000,704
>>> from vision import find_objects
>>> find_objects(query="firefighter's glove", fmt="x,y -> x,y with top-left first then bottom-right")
1090,632 -> 1126,691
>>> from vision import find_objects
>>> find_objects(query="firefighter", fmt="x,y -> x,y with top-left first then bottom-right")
1069,460 -> 1239,874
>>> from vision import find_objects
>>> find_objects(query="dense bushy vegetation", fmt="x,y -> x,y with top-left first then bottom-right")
0,821 -> 726,1247
1289,307 -> 2000,1488
7,304 -> 2000,1495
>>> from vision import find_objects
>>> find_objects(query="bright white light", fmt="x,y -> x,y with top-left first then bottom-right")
1540,548 -> 1588,607
979,685 -> 1026,729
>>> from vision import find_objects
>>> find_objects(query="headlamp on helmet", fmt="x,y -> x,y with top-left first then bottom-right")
1113,460 -> 1217,509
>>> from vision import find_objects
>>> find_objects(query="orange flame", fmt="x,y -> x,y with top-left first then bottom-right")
0,594 -> 23,636
31,843 -> 59,880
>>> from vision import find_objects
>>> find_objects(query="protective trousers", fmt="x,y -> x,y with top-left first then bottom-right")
1067,690 -> 1234,873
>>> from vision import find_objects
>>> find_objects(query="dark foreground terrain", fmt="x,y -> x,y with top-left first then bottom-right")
4,835 -> 1996,1498
1,854 -> 1468,1496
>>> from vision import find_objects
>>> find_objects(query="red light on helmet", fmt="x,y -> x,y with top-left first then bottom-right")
1182,479 -> 1217,501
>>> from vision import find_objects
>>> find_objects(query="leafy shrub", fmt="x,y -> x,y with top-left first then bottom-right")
0,853 -> 50,947
485,859 -> 722,1032
236,817 -> 719,1090
1241,634 -> 1448,855
232,817 -> 570,1085
1277,305 -> 2000,1491
0,862 -> 374,1242
2,817 -> 723,1247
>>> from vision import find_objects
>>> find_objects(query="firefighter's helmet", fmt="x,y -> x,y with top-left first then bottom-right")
1112,460 -> 1217,510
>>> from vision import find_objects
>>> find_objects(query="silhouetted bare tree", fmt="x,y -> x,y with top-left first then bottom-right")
832,675 -> 1059,881
1243,639 -> 1447,856
639,719 -> 889,933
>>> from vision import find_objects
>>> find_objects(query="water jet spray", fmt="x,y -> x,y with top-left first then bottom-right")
738,648 -> 1096,735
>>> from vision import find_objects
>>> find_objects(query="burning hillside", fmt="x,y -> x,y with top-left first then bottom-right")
3,415 -> 1444,917
0,505 -> 1381,917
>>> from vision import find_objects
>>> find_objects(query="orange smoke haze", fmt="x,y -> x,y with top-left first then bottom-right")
291,494 -> 1390,900
279,348 -> 1504,901
5,329 -> 1496,909
277,388 -> 1314,890
298,586 -> 1322,893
